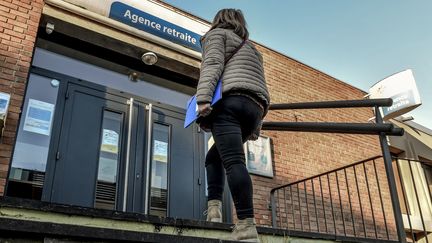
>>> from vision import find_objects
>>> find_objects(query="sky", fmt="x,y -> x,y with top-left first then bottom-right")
162,0 -> 432,129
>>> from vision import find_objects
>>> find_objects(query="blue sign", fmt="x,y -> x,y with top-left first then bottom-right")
109,2 -> 202,52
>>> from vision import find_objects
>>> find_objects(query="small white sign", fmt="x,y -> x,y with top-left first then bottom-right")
0,92 -> 11,117
101,129 -> 119,154
153,140 -> 168,163
23,99 -> 55,136
244,136 -> 273,178
369,69 -> 422,120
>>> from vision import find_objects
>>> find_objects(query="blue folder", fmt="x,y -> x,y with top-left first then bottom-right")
184,80 -> 222,128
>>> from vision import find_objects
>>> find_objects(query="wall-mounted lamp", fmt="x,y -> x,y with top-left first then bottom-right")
141,52 -> 158,65
46,22 -> 55,34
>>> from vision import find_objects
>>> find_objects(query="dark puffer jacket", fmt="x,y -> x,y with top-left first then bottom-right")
196,28 -> 270,115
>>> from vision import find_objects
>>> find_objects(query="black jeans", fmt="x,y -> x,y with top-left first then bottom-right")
204,95 -> 263,220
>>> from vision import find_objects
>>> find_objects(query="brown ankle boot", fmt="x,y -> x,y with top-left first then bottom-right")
230,218 -> 260,242
205,200 -> 222,222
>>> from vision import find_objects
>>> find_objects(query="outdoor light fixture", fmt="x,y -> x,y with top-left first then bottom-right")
141,52 -> 158,65
46,22 -> 55,34
128,71 -> 139,82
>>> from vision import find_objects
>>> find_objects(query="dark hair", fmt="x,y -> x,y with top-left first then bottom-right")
209,8 -> 249,40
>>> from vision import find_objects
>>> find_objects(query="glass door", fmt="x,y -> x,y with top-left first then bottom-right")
10,70 -> 207,219
44,82 -> 134,210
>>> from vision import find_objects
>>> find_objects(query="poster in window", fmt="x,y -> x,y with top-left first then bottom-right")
244,135 -> 273,178
0,92 -> 10,118
23,99 -> 55,136
153,140 -> 168,163
101,129 -> 119,154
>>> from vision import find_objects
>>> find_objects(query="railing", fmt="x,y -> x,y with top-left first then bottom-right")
264,98 -> 407,242
270,156 -> 398,242
393,158 -> 432,243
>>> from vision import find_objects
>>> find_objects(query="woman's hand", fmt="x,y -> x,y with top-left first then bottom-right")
198,103 -> 212,117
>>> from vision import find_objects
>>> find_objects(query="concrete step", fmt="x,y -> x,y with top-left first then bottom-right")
0,197 -> 365,243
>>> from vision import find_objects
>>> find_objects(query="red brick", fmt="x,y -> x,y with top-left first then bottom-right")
21,39 -> 33,46
0,72 -> 14,81
17,6 -> 29,14
9,36 -> 21,43
0,10 -> 15,20
0,5 -> 10,13
15,1 -> 32,10
4,28 -> 25,39
12,25 -> 24,33
0,1 -> 18,10
0,49 -> 19,59
2,38 -> 23,49
0,79 -> 11,86
0,164 -> 8,172
24,33 -> 35,41
28,14 -> 40,23
15,16 -> 26,24
7,45 -> 19,53
0,32 -> 11,40
6,18 -> 27,29
0,157 -> 10,165
10,9 -> 29,19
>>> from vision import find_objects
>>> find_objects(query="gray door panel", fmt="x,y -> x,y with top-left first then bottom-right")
51,84 -> 129,208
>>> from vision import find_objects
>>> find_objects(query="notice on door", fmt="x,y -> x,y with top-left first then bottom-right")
153,140 -> 168,163
101,129 -> 119,154
23,99 -> 55,136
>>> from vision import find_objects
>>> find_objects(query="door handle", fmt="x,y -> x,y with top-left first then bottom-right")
122,98 -> 134,212
144,103 -> 153,215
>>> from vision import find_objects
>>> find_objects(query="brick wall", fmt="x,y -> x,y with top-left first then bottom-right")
0,0 -> 43,195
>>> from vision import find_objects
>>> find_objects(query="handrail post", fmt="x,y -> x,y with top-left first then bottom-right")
270,190 -> 277,227
375,107 -> 407,242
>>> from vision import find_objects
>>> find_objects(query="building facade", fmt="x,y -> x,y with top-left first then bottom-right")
0,0 -> 397,237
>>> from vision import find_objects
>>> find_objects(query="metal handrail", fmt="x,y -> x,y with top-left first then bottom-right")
266,98 -> 407,242
269,98 -> 393,110
262,122 -> 404,136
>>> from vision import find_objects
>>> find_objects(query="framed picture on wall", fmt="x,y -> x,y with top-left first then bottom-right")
244,135 -> 273,178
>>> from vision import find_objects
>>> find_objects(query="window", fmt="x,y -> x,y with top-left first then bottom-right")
7,74 -> 59,199
149,123 -> 170,217
94,111 -> 123,210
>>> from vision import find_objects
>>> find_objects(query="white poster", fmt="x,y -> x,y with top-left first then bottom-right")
153,140 -> 168,163
0,92 -> 11,117
23,99 -> 55,136
101,129 -> 119,154
245,136 -> 273,178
